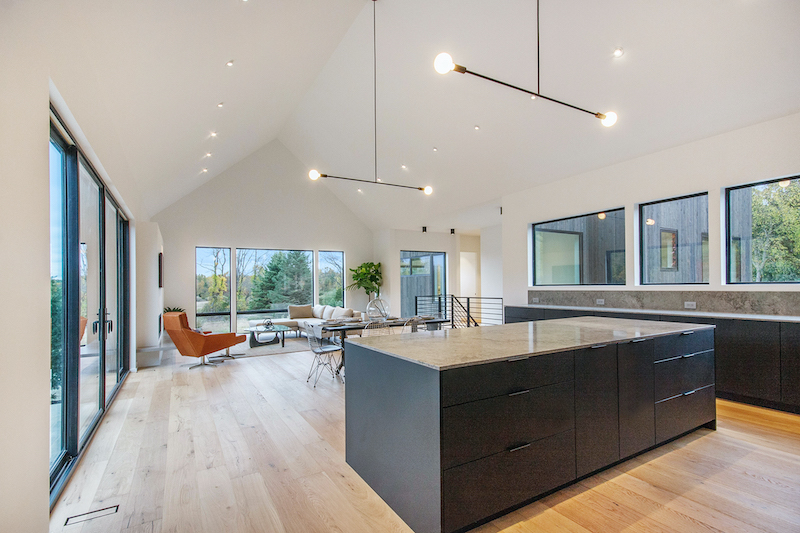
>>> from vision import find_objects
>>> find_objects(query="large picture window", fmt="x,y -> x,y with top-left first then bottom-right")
640,193 -> 708,284
727,175 -> 800,283
319,251 -> 344,307
532,208 -> 625,285
234,248 -> 313,332
195,247 -> 231,332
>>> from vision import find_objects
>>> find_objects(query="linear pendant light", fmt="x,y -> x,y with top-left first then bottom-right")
434,0 -> 617,127
309,0 -> 432,195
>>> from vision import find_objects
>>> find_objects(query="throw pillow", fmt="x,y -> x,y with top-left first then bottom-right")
322,305 -> 335,319
331,307 -> 354,319
313,305 -> 325,318
288,304 -> 314,319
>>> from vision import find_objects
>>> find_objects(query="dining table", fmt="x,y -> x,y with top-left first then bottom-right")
321,317 -> 449,373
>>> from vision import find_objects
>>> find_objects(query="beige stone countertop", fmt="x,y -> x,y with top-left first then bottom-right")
345,316 -> 715,370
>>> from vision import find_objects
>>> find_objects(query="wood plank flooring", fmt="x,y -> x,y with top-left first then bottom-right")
50,348 -> 800,533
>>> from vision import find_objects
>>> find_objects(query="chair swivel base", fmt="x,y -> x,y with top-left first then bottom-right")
189,355 -> 224,369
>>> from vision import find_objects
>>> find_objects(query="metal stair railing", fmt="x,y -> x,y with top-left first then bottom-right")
415,295 -> 504,328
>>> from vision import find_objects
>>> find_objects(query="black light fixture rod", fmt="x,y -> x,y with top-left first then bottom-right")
373,0 -> 378,184
320,174 -> 425,191
536,0 -> 540,94
463,69 -> 599,117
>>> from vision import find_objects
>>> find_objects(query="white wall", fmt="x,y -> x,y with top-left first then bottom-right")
501,112 -> 800,305
0,3 -> 143,529
481,224 -> 503,298
135,222 -> 163,353
152,140 -> 375,322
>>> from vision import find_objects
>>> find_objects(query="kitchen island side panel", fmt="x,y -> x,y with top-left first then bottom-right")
345,342 -> 443,533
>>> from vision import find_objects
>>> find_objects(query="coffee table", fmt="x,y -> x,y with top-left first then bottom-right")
245,324 -> 292,348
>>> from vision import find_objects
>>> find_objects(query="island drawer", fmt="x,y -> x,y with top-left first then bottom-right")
442,429 -> 576,533
654,328 -> 714,362
442,380 -> 574,469
441,351 -> 574,407
654,350 -> 714,401
655,384 -> 716,443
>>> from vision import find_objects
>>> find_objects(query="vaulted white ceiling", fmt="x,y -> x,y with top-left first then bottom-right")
279,0 -> 800,233
35,0 -> 800,232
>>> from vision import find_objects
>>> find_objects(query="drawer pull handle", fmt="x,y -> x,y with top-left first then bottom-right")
507,355 -> 530,362
683,389 -> 697,396
591,344 -> 608,349
632,337 -> 648,343
508,443 -> 531,453
682,353 -> 697,359
681,331 -> 695,336
508,389 -> 530,397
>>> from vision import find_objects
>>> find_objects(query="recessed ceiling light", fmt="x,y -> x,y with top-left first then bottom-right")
613,47 -> 624,58
474,125 -> 480,130
597,212 -> 606,220
646,218 -> 655,226
779,179 -> 791,188
357,188 -> 363,193
202,168 -> 208,173
206,152 -> 212,157
226,60 -> 234,67
217,102 -> 224,108
433,147 -> 438,152
376,178 -> 382,182
531,95 -> 536,100
401,165 -> 407,169
210,131 -> 217,137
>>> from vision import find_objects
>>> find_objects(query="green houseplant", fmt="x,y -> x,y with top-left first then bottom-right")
346,262 -> 382,299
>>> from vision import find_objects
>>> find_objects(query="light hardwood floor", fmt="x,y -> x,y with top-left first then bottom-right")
50,348 -> 800,533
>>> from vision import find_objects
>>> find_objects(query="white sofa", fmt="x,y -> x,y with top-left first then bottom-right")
248,304 -> 363,336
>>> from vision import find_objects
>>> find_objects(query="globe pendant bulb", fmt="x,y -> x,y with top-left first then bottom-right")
434,53 -> 455,74
601,112 -> 617,127
309,169 -> 321,181
423,186 -> 433,195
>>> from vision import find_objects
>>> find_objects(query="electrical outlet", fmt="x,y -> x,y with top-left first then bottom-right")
684,301 -> 697,309
531,297 -> 539,303
596,299 -> 605,305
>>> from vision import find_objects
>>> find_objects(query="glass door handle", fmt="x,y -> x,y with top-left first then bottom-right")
92,320 -> 100,334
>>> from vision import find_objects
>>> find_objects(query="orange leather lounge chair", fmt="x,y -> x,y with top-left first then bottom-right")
164,312 -> 245,369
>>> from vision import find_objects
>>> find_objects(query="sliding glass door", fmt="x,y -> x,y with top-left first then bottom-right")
50,116 -> 130,502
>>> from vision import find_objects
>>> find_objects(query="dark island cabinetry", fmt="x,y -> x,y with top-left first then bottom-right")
506,305 -> 800,414
574,344 -> 618,477
346,318 -> 716,533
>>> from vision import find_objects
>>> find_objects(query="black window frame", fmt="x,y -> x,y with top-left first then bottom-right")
639,192 -> 709,285
726,175 -> 800,284
531,208 -> 625,286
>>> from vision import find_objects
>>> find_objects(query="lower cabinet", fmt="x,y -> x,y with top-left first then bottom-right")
618,339 -> 655,458
575,344 -> 619,477
714,319 -> 780,402
655,385 -> 716,443
780,322 -> 800,406
442,430 -> 576,533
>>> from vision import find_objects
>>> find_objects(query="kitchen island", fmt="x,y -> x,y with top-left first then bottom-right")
344,317 -> 716,533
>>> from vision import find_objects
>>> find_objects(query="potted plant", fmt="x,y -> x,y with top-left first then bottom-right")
346,262 -> 382,299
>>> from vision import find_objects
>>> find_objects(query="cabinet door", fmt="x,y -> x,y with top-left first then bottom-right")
715,319 -> 780,402
575,344 -> 619,477
504,306 -> 545,323
781,322 -> 800,406
543,308 -> 591,319
618,339 -> 655,458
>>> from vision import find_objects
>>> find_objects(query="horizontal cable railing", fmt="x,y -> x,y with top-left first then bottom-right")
415,295 -> 504,328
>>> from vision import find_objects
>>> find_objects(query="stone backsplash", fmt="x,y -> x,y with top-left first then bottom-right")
527,290 -> 800,317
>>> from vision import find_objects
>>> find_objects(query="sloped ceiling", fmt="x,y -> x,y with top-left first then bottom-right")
279,0 -> 800,233
35,1 -> 800,231
49,0 -> 365,219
